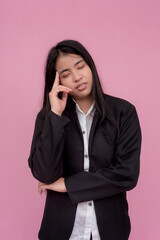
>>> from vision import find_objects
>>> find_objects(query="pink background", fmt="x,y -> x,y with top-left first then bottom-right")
1,0 -> 160,239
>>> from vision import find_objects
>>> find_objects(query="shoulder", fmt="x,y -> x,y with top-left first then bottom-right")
37,106 -> 46,117
35,105 -> 48,122
104,93 -> 136,116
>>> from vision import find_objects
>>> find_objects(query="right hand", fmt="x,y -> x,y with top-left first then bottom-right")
49,71 -> 72,116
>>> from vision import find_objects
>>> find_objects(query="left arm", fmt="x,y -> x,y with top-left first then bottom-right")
64,105 -> 142,204
39,105 -> 142,205
38,177 -> 67,194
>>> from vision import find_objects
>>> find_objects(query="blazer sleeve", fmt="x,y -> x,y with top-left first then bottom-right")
64,105 -> 142,204
28,108 -> 71,183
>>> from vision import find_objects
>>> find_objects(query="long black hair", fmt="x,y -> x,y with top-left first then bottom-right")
42,39 -> 119,141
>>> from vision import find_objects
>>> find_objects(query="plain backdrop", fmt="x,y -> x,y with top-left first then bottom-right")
0,0 -> 160,239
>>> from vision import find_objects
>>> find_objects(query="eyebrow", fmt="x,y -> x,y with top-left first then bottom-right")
59,59 -> 84,75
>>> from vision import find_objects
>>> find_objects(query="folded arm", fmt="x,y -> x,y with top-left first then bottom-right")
64,105 -> 142,204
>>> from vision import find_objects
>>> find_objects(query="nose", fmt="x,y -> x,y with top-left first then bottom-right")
72,69 -> 82,82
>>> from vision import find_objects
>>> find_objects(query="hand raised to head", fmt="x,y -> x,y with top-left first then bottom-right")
49,71 -> 72,116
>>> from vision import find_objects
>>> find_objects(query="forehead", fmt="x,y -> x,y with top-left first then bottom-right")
55,53 -> 84,69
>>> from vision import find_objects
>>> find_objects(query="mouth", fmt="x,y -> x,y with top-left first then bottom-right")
76,82 -> 87,89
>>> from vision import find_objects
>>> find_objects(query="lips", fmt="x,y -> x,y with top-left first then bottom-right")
76,82 -> 87,89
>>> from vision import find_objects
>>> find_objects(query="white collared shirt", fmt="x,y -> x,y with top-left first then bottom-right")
69,98 -> 101,240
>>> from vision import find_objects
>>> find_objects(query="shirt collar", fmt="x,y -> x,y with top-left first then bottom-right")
72,98 -> 96,117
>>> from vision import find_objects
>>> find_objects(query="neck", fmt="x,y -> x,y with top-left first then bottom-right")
72,95 -> 93,115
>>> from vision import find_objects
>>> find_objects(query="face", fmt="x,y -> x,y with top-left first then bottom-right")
55,53 -> 93,101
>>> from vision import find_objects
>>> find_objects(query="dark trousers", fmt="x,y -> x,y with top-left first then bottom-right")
90,233 -> 92,240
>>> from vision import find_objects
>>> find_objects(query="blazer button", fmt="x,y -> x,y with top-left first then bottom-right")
82,130 -> 85,134
84,154 -> 88,158
88,202 -> 92,206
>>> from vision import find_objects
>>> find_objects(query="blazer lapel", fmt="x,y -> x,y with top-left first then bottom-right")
62,95 -> 100,157
88,110 -> 100,156
62,96 -> 84,143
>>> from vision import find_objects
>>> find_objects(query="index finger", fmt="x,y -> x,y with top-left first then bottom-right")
52,71 -> 60,89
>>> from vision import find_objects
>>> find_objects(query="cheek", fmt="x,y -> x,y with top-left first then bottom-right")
60,78 -> 71,88
86,69 -> 93,82
59,77 -> 66,85
88,72 -> 93,85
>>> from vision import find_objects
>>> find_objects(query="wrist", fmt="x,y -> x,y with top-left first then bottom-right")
51,109 -> 62,116
62,178 -> 67,192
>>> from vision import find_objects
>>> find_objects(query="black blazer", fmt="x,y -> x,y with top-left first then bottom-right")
28,93 -> 142,240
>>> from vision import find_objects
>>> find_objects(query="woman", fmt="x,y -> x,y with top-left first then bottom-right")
28,40 -> 142,240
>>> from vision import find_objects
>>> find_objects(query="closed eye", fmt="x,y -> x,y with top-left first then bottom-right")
62,65 -> 85,78
62,73 -> 70,78
77,65 -> 85,69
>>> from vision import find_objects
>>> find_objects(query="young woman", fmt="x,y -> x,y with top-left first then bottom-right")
28,40 -> 142,240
